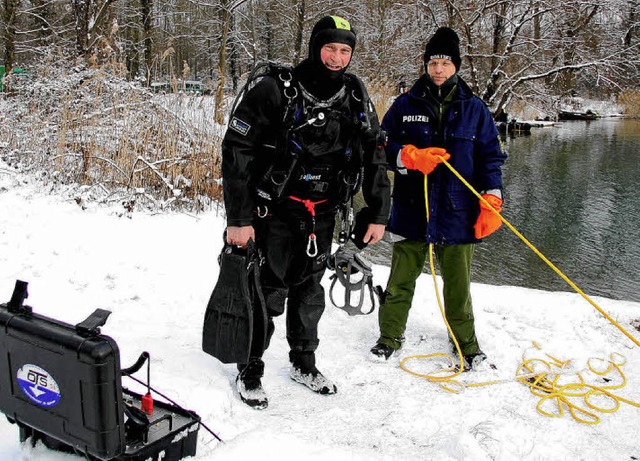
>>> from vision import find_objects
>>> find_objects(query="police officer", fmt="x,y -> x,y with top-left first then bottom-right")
369,27 -> 507,370
222,15 -> 390,409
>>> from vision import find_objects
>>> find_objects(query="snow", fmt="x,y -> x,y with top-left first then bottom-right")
1,163 -> 640,461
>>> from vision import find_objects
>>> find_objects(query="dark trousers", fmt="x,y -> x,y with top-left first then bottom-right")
253,211 -> 335,356
377,240 -> 479,355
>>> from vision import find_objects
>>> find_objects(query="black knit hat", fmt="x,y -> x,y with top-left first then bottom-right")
423,27 -> 461,71
308,15 -> 357,63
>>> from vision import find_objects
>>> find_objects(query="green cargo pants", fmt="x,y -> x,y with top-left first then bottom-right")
377,240 -> 480,355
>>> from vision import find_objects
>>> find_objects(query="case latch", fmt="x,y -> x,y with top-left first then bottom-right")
75,308 -> 112,336
6,280 -> 32,315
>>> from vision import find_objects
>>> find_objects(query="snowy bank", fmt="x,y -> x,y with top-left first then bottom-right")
1,166 -> 639,461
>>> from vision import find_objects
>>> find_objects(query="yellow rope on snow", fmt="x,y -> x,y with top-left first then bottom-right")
515,343 -> 640,425
398,159 -> 640,424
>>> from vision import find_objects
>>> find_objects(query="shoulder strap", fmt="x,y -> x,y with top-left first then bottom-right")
343,72 -> 375,134
344,73 -> 368,109
268,63 -> 299,124
228,61 -> 299,125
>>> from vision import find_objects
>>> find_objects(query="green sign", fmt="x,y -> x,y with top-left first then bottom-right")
0,65 -> 28,91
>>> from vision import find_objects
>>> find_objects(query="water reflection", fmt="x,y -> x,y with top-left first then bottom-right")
365,118 -> 640,302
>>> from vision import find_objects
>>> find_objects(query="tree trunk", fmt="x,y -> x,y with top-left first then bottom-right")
214,1 -> 230,125
141,0 -> 153,84
229,10 -> 238,92
293,0 -> 305,65
265,8 -> 274,61
31,0 -> 53,46
73,0 -> 90,57
2,0 -> 20,71
125,19 -> 140,78
482,3 -> 507,104
624,0 -> 638,46
72,0 -> 119,60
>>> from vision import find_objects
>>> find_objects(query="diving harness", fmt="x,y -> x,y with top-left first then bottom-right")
327,247 -> 377,316
253,66 -> 367,259
325,204 -> 379,316
242,63 -> 380,313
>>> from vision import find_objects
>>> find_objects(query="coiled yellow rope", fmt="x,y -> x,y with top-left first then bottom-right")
515,342 -> 640,425
398,159 -> 640,424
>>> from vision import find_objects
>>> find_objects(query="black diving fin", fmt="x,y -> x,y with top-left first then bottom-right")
202,237 -> 267,364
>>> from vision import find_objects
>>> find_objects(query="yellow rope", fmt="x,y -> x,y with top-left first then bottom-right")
399,175 -> 466,388
398,159 -> 640,423
515,343 -> 640,425
439,158 -> 640,348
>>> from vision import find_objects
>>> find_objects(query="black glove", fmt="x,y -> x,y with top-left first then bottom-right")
350,207 -> 372,250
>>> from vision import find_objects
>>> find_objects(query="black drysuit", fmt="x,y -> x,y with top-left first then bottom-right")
221,60 -> 390,363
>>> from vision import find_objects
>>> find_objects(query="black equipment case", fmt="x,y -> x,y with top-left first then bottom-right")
0,280 -> 200,460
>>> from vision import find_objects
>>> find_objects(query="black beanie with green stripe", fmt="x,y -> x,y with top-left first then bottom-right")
308,15 -> 357,64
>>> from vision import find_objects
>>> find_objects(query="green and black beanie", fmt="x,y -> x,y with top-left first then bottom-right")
424,27 -> 462,71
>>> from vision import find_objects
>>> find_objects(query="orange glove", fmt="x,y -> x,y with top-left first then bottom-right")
474,194 -> 503,239
401,145 -> 450,175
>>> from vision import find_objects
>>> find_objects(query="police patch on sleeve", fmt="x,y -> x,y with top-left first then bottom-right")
229,117 -> 251,136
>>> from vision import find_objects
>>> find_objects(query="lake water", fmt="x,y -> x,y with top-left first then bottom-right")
366,118 -> 640,303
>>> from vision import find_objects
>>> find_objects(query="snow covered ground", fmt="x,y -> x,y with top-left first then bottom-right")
1,164 -> 640,461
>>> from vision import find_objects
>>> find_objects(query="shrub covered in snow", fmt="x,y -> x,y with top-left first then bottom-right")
0,56 -> 224,211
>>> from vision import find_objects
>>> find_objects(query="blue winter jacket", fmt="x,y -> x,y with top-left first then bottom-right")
382,75 -> 506,244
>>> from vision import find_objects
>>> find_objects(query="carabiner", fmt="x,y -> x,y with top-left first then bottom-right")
279,69 -> 293,86
306,233 -> 318,257
284,85 -> 298,102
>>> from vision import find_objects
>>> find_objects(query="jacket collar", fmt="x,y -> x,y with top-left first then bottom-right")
407,74 -> 474,102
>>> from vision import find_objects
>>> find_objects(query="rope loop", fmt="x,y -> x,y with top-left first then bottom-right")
397,156 -> 640,425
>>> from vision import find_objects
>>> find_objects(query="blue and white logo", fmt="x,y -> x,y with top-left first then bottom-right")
17,364 -> 61,408
229,117 -> 251,136
300,173 -> 321,181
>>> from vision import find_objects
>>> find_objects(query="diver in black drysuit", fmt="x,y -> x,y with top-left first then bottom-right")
220,15 -> 390,409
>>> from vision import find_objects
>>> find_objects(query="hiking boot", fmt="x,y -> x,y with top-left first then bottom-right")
369,343 -> 395,362
290,366 -> 337,394
457,351 -> 487,372
236,359 -> 268,409
289,351 -> 337,395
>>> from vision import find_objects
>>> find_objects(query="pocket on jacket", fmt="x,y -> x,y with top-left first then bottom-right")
447,126 -> 476,142
447,188 -> 474,211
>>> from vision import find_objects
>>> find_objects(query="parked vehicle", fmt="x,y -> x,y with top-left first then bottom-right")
150,80 -> 204,94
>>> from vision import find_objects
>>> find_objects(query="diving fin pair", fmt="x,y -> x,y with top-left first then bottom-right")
202,238 -> 267,364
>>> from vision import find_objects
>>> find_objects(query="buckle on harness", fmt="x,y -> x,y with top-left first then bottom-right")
327,249 -> 377,316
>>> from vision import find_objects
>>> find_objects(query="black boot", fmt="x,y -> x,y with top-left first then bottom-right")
369,343 -> 395,361
453,350 -> 488,372
462,351 -> 487,371
236,358 -> 268,409
289,351 -> 337,395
